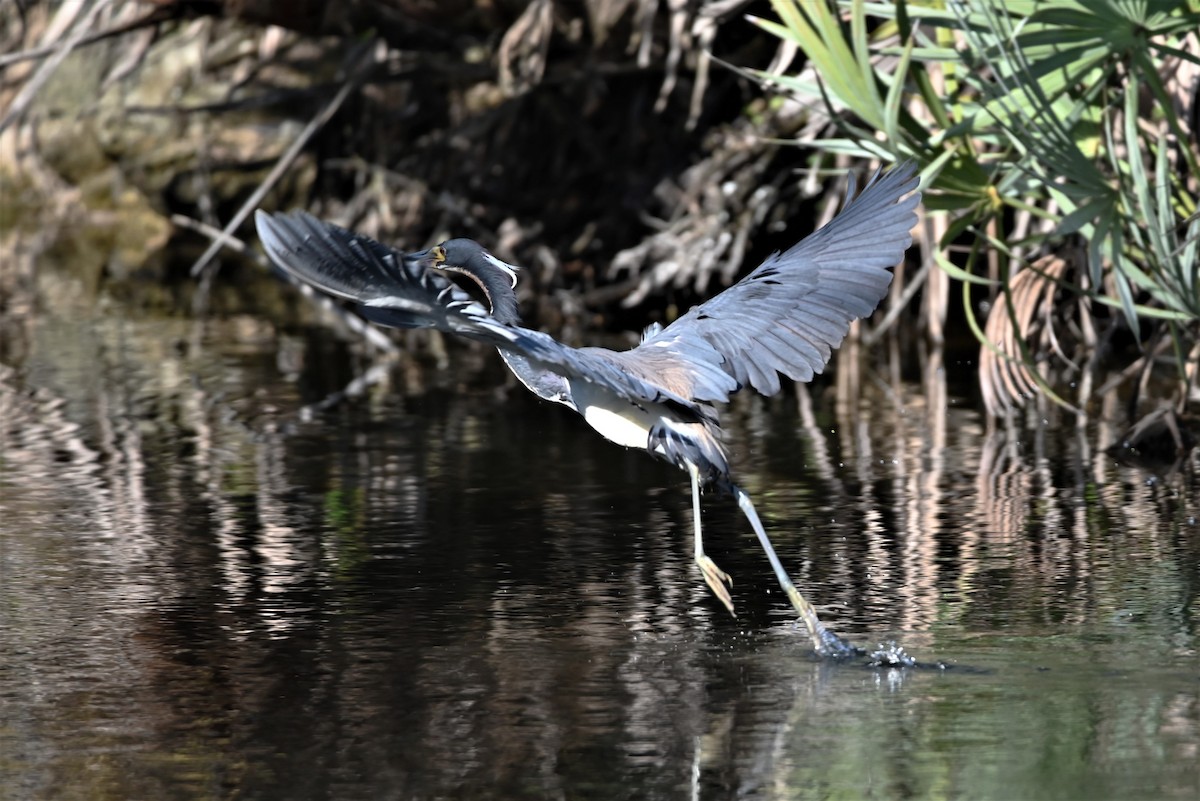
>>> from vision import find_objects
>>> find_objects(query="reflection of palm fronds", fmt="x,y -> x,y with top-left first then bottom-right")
979,255 -> 1069,417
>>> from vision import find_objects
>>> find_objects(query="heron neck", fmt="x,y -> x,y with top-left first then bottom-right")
486,283 -> 521,325
444,254 -> 568,402
448,256 -> 521,324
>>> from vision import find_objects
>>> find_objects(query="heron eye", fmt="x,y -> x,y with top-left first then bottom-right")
433,246 -> 447,263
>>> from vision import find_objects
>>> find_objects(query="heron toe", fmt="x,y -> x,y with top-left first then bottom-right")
697,554 -> 735,616
784,586 -> 861,657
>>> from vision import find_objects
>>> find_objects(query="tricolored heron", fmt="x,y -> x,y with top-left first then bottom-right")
256,163 -> 920,655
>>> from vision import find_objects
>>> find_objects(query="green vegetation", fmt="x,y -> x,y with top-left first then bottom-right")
4,1 -> 1198,433
760,0 -> 1200,417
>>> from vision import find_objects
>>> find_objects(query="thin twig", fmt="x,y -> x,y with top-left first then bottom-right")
0,0 -> 114,135
188,40 -> 379,280
0,4 -> 170,69
172,213 -> 400,354
862,258 -> 929,347
1093,336 -> 1173,399
171,213 -> 248,254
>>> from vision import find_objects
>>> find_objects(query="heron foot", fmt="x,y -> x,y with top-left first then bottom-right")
697,555 -> 735,616
785,586 -> 862,658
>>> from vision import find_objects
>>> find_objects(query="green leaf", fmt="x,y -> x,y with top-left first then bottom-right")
936,251 -> 997,287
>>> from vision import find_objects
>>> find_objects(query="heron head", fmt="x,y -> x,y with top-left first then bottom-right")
408,238 -> 522,323
412,239 -> 519,289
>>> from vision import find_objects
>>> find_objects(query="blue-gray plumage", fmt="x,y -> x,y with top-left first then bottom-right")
255,162 -> 921,655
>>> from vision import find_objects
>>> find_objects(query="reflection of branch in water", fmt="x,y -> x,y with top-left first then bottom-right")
793,382 -> 839,487
978,424 -> 1032,543
298,360 -> 398,421
862,346 -> 946,637
176,210 -> 410,422
1,363 -> 107,512
0,354 -> 159,569
177,204 -> 427,423
901,350 -> 949,633
977,400 -> 1084,622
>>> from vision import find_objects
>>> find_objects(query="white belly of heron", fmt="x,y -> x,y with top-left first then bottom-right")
569,379 -> 659,450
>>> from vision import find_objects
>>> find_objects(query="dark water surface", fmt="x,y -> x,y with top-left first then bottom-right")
2,272 -> 1198,800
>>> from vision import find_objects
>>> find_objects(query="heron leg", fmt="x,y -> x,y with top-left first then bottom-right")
689,464 -> 734,616
732,486 -> 861,658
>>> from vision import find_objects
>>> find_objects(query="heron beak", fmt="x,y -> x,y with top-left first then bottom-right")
408,245 -> 446,271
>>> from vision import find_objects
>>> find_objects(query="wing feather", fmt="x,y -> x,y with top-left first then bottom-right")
256,210 -> 470,330
635,162 -> 920,399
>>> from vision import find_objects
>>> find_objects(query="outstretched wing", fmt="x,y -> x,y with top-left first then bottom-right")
632,162 -> 921,400
255,210 -> 713,415
256,210 -> 487,332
